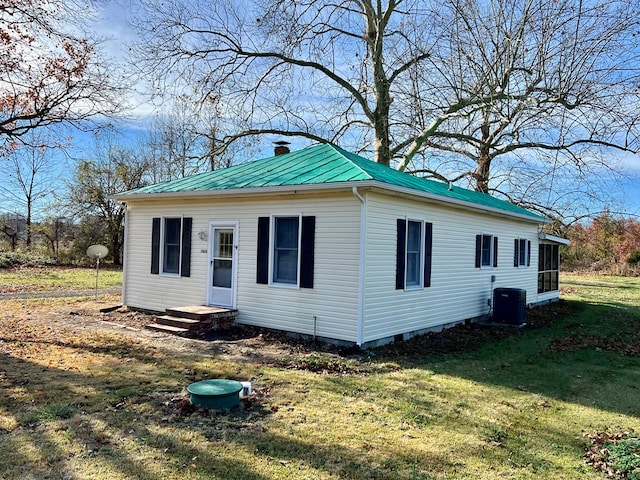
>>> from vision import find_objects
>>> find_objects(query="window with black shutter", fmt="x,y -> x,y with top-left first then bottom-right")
256,215 -> 315,288
150,217 -> 192,277
475,234 -> 498,268
396,219 -> 433,290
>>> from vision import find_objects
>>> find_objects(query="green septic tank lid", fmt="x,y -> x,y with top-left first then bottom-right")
187,379 -> 243,409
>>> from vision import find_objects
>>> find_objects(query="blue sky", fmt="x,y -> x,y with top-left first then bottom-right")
5,0 -> 638,221
92,0 -> 640,219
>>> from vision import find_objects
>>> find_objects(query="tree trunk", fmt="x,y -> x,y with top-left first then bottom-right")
26,200 -> 32,247
474,153 -> 491,194
373,95 -> 391,166
366,3 -> 392,167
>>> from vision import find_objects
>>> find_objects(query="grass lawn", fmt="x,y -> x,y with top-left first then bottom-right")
0,270 -> 638,479
0,266 -> 122,293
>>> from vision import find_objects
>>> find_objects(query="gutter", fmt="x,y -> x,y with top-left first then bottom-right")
120,202 -> 128,305
352,187 -> 366,346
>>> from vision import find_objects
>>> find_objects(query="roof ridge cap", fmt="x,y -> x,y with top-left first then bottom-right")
323,143 -> 376,181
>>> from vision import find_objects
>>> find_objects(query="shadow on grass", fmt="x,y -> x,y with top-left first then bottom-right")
0,349 -> 482,480
0,350 -> 278,479
375,299 -> 640,418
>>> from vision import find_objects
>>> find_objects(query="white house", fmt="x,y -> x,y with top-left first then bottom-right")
113,143 -> 567,348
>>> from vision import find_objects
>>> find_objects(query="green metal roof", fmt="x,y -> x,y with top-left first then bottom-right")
118,143 -> 547,222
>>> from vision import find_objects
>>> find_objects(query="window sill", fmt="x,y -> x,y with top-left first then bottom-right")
269,282 -> 300,289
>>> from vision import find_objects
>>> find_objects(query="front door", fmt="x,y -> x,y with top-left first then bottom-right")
208,223 -> 237,307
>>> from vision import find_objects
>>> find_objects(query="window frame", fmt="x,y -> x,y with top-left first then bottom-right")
404,219 -> 425,290
396,218 -> 432,291
538,243 -> 560,293
514,238 -> 531,268
151,216 -> 191,277
269,214 -> 302,288
477,233 -> 497,268
161,216 -> 183,276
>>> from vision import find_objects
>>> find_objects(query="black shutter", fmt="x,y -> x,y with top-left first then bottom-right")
527,240 -> 531,266
424,222 -> 433,288
475,234 -> 481,268
256,217 -> 270,284
493,236 -> 498,267
514,239 -> 519,267
300,216 -> 316,288
396,219 -> 406,289
151,217 -> 160,274
180,217 -> 192,277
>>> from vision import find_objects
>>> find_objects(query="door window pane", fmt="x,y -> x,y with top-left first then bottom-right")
213,259 -> 232,288
215,230 -> 233,258
212,229 -> 233,288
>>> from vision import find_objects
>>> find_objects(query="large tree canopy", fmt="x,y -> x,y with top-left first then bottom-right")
132,0 -> 640,218
0,0 -> 123,148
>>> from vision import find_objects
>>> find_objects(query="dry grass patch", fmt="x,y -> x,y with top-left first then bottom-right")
0,272 -> 639,478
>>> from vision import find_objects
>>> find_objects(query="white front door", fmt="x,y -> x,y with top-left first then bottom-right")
208,223 -> 237,307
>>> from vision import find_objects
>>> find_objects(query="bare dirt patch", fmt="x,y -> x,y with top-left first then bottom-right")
0,295 -> 366,374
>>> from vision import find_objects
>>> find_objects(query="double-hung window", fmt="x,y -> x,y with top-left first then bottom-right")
514,238 -> 531,267
475,234 -> 498,268
151,217 -> 192,277
256,215 -> 315,288
405,220 -> 423,287
163,218 -> 182,274
273,216 -> 300,284
396,219 -> 433,290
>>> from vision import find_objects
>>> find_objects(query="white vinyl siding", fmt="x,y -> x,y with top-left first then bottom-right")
122,188 -> 547,346
123,192 -> 361,342
361,192 -> 539,344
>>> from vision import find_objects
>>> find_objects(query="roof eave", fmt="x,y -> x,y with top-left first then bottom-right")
365,181 -> 550,224
110,182 -> 348,201
111,180 -> 549,224
538,233 -> 571,245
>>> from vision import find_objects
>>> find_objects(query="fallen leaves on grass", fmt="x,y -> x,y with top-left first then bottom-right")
550,335 -> 640,357
584,430 -> 640,479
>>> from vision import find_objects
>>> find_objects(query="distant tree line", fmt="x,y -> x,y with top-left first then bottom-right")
2,0 -> 639,272
0,111 -> 237,266
560,211 -> 640,275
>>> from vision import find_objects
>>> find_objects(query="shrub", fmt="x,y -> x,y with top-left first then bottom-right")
627,251 -> 640,266
0,251 -> 57,268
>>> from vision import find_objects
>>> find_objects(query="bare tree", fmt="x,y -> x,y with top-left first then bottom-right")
143,96 -> 222,183
0,214 -> 19,251
131,0 -> 640,218
68,136 -> 150,265
0,0 -> 124,150
0,133 -> 60,246
37,215 -> 72,260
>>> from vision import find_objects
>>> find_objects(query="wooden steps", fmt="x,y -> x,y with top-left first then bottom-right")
146,305 -> 238,338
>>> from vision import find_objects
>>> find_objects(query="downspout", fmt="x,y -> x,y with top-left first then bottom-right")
120,202 -> 128,306
352,187 -> 366,346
